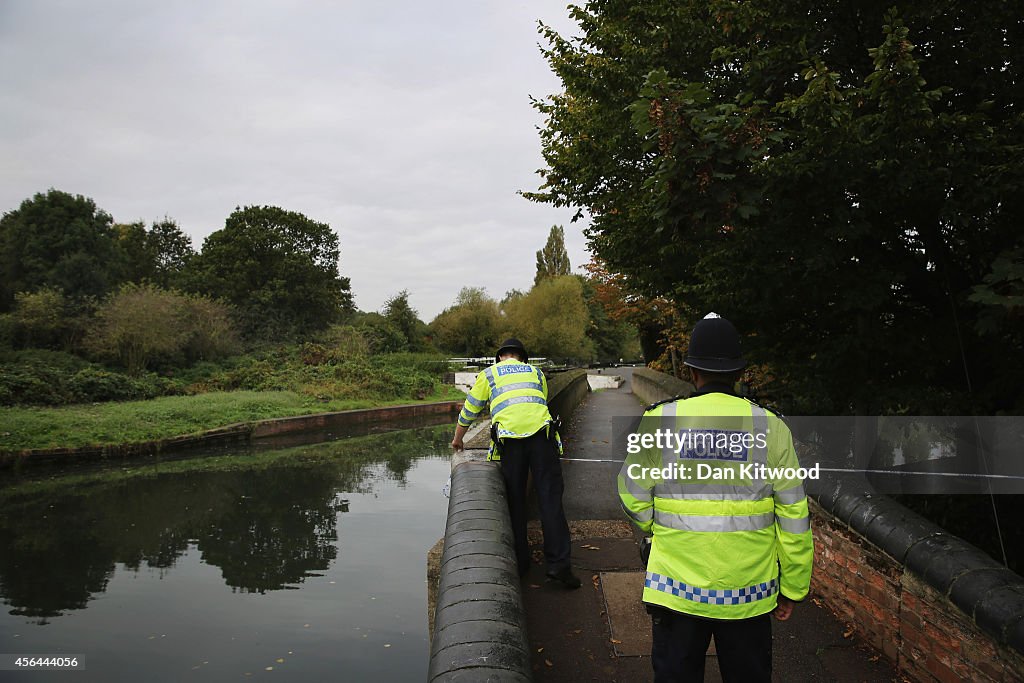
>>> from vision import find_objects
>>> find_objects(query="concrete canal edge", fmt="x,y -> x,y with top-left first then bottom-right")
0,400 -> 463,470
631,366 -> 1024,681
426,369 -> 589,682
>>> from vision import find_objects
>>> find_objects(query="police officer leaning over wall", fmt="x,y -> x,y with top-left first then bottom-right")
618,314 -> 814,682
451,338 -> 581,589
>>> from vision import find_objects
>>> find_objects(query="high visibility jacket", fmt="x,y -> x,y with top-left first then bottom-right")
617,390 -> 813,619
458,358 -> 554,460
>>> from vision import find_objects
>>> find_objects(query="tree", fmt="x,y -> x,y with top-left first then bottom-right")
354,312 -> 408,354
530,2 -> 1024,413
578,273 -> 640,363
382,290 -> 424,351
0,189 -> 122,311
85,284 -> 191,375
503,275 -> 592,361
178,293 -> 239,362
429,287 -> 502,356
534,225 -> 572,286
85,284 -> 236,374
2,287 -> 69,349
190,206 -> 353,339
117,217 -> 195,289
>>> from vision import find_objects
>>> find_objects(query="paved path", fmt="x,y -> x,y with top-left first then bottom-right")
521,369 -> 899,682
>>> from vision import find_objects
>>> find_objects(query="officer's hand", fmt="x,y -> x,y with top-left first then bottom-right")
773,596 -> 794,621
451,436 -> 464,451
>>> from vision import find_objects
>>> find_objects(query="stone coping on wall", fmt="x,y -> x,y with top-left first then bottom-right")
0,400 -> 463,469
427,456 -> 531,682
816,487 -> 1024,657
630,366 -> 694,406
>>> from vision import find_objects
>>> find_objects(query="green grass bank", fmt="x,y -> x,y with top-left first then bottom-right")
0,386 -> 464,452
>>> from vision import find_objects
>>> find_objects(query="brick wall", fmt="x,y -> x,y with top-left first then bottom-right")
812,498 -> 1024,682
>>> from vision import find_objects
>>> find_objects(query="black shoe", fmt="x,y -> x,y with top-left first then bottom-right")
546,566 -> 582,589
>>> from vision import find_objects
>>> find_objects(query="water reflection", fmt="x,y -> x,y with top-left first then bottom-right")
0,425 -> 452,621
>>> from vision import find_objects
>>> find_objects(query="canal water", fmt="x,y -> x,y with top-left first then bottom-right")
0,422 -> 455,681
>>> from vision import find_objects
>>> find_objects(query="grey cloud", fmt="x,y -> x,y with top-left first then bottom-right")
0,0 -> 588,320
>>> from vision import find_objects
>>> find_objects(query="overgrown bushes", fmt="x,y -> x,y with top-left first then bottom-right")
0,350 -> 183,406
0,347 -> 452,407
192,349 -> 447,402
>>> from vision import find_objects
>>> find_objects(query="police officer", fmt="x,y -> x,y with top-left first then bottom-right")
451,338 -> 581,589
618,314 -> 813,682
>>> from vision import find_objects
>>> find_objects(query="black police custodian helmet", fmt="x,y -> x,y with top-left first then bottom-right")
495,338 -> 529,364
683,313 -> 746,373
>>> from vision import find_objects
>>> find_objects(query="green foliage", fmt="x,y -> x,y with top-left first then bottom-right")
354,312 -> 408,354
535,225 -> 572,286
579,274 -> 640,362
382,290 -> 426,351
429,287 -> 503,356
183,347 -> 450,403
116,217 -> 195,289
0,349 -> 180,406
86,283 -> 188,375
0,189 -> 123,311
502,275 -> 593,361
310,324 -> 371,357
188,205 -> 353,339
178,293 -> 240,362
85,284 -> 237,375
531,1 -> 1024,413
65,367 -> 178,403
0,356 -> 73,406
2,287 -> 69,349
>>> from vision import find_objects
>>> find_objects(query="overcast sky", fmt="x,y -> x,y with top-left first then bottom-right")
0,1 -> 588,320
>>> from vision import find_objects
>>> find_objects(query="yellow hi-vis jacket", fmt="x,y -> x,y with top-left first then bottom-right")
617,390 -> 813,619
457,358 -> 556,461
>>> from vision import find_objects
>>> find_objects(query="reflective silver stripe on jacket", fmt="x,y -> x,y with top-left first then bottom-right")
776,515 -> 811,534
484,368 -> 496,391
464,394 -> 486,408
622,472 -> 653,502
748,404 -> 769,490
621,501 -> 653,524
491,395 -> 547,417
654,510 -> 775,532
774,484 -> 806,505
659,402 -> 677,468
491,381 -> 544,398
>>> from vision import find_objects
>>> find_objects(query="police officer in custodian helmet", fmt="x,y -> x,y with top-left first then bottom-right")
618,314 -> 814,682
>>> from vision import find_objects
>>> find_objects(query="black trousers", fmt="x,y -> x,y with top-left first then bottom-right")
651,606 -> 771,682
498,430 -> 572,575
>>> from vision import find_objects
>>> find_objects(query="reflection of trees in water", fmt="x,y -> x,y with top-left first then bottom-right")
0,425 -> 451,620
197,467 -> 339,593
